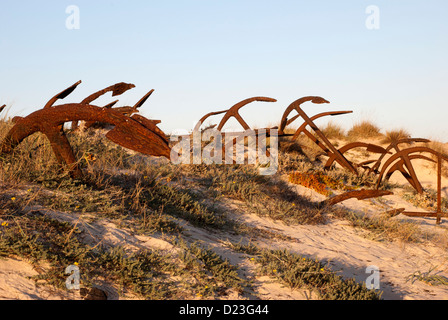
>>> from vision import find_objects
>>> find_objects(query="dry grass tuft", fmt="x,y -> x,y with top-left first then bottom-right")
427,140 -> 448,157
321,122 -> 346,140
425,140 -> 448,177
347,121 -> 382,141
380,129 -> 411,145
293,135 -> 327,161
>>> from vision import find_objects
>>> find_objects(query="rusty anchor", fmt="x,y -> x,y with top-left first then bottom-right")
375,146 -> 448,224
323,142 -> 390,171
70,82 -> 154,130
194,96 -> 277,133
0,81 -> 170,179
368,138 -> 431,194
323,189 -> 394,206
192,97 -> 278,162
215,97 -> 277,131
278,96 -> 358,175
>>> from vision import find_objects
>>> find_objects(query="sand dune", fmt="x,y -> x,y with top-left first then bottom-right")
2,139 -> 448,300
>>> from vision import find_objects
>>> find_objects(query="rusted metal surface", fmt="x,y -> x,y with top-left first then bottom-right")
279,96 -> 358,175
44,80 -> 82,109
323,142 -> 389,171
195,95 -> 377,178
367,138 -> 430,194
81,82 -> 136,105
194,96 -> 365,175
5,83 -> 446,224
383,154 -> 435,189
384,208 -> 405,217
375,147 -> 446,189
289,110 -> 353,140
355,159 -> 382,172
278,96 -> 329,135
0,82 -> 170,179
193,97 -> 277,135
287,111 -> 354,168
193,110 -> 228,132
388,140 -> 427,193
216,97 -> 277,131
398,211 -> 447,218
369,138 -> 430,174
191,97 -> 278,163
83,90 -> 156,130
71,82 -> 145,131
111,89 -> 155,117
102,100 -> 119,109
375,146 -> 448,224
323,189 -> 393,206
192,95 -> 447,224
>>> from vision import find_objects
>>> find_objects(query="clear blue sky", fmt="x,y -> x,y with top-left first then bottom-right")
1,1 -> 448,140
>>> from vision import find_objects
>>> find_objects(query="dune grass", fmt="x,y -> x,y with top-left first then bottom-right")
179,163 -> 326,225
380,129 -> 411,145
347,120 -> 383,141
321,121 -> 346,140
227,243 -> 382,300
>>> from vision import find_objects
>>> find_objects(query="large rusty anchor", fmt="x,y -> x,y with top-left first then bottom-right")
278,96 -> 359,175
375,146 -> 448,224
368,138 -> 431,194
193,97 -> 278,162
0,81 -> 170,179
